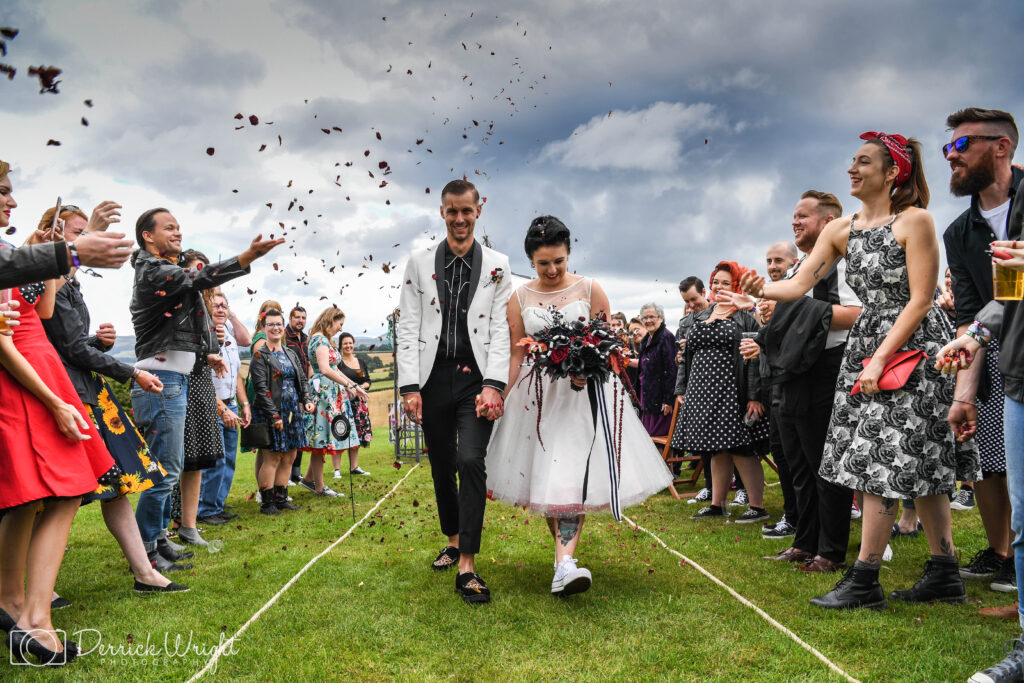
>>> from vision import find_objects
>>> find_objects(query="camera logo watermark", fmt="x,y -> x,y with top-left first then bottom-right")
10,628 -> 69,667
11,629 -> 238,672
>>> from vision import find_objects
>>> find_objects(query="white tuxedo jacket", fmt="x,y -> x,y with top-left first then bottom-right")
397,240 -> 512,393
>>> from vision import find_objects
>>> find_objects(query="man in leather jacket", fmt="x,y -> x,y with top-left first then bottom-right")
129,207 -> 283,559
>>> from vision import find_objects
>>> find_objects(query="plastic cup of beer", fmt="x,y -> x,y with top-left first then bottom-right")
993,262 -> 1024,300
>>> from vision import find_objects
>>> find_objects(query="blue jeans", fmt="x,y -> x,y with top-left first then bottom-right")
198,404 -> 239,517
1004,396 -> 1024,628
132,370 -> 189,545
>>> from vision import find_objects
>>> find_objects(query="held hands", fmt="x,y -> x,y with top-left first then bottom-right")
991,241 -> 1024,272
756,298 -> 776,324
135,370 -> 164,394
934,335 -> 980,374
96,322 -> 117,346
475,386 -> 505,420
86,201 -> 122,233
739,270 -> 766,298
403,392 -> 423,425
0,300 -> 20,335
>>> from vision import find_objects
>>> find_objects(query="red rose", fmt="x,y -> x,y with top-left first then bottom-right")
550,347 -> 569,363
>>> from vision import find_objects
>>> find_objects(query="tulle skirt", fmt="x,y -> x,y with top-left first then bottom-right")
486,370 -> 673,517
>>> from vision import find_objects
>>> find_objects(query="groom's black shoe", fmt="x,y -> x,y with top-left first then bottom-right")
455,572 -> 491,604
432,545 -> 459,571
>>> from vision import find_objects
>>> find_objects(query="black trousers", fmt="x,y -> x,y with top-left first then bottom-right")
770,413 -> 799,525
776,346 -> 851,563
420,361 -> 494,555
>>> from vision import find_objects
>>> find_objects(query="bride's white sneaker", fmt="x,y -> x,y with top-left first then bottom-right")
551,556 -> 592,596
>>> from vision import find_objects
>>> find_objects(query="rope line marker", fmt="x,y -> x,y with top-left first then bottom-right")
187,464 -> 420,682
623,514 -> 861,683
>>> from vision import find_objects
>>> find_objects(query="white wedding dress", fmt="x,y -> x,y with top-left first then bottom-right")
486,277 -> 673,517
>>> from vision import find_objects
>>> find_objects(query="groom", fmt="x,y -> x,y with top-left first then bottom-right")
397,179 -> 512,604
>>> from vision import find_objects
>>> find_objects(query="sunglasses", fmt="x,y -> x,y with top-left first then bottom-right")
942,135 -> 1004,159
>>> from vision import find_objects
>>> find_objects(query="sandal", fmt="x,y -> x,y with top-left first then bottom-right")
455,571 -> 491,604
890,522 -> 921,539
431,545 -> 459,571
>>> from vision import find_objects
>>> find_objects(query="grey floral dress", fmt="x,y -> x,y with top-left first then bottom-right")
819,214 -> 980,498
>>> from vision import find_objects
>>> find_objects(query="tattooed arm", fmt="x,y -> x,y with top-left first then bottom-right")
740,217 -> 849,302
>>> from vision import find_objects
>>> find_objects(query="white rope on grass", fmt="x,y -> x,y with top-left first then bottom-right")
186,463 -> 420,682
623,515 -> 861,683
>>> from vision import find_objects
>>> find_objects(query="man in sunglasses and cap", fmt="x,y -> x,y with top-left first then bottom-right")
941,109 -> 1021,623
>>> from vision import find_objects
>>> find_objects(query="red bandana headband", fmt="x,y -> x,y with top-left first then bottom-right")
860,131 -> 912,187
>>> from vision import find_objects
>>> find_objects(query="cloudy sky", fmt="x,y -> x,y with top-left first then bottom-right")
2,0 -> 1022,339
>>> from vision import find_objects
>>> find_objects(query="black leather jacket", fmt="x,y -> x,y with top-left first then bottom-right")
0,240 -> 70,288
676,307 -> 761,403
130,250 -> 248,362
249,345 -> 310,417
42,276 -> 134,405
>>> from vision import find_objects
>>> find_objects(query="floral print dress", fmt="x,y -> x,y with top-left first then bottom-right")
818,215 -> 980,498
304,334 -> 360,452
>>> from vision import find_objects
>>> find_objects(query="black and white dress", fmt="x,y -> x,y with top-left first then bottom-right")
976,339 -> 1006,474
673,316 -> 753,456
183,359 -> 225,471
819,215 -> 980,498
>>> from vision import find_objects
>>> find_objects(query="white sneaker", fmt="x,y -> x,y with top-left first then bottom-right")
729,489 -> 748,507
318,485 -> 344,498
350,466 -> 372,476
551,556 -> 592,596
333,469 -> 342,479
687,488 -> 711,505
850,502 -> 862,520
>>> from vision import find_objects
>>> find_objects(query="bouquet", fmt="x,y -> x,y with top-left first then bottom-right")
518,307 -> 627,392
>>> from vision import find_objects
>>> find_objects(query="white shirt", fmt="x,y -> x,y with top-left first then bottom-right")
212,324 -> 241,401
789,257 -> 861,349
136,350 -> 196,375
981,200 -> 1011,242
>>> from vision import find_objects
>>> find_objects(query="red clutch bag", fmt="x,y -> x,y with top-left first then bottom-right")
850,349 -> 926,395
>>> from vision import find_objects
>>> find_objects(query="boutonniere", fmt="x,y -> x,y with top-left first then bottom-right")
483,267 -> 504,288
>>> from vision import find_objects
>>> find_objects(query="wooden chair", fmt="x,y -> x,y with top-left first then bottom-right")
651,399 -> 704,500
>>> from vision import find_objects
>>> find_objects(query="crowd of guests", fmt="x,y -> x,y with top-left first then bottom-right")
1,105 -> 1024,681
0,167 -> 376,665
610,107 -> 1024,683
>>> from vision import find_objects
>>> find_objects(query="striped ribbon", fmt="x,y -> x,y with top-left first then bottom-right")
593,381 -> 622,521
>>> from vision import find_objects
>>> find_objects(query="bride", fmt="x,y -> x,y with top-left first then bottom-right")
486,216 -> 673,597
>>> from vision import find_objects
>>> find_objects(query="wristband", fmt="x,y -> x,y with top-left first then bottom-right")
966,321 -> 991,347
68,242 -> 81,268
131,368 -> 140,380
953,398 -> 977,408
242,401 -> 250,406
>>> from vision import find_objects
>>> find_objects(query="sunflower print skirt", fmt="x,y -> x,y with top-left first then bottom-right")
83,375 -> 166,503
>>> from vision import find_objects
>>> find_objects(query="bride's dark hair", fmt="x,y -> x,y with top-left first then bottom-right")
524,215 -> 571,258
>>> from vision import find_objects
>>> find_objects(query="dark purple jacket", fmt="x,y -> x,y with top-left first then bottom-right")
638,323 -> 677,414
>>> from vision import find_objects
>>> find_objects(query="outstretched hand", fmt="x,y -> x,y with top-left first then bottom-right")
238,234 -> 286,268
86,201 -> 122,233
714,289 -> 756,311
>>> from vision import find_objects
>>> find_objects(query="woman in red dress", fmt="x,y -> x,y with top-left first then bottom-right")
0,163 -> 115,666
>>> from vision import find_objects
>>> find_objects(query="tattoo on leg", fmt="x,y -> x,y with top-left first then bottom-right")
557,517 -> 580,547
939,537 -> 955,559
863,553 -> 882,566
879,498 -> 897,514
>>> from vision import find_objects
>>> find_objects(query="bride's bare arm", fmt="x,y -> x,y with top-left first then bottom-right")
589,280 -> 611,321
742,218 -> 847,302
504,293 -> 526,397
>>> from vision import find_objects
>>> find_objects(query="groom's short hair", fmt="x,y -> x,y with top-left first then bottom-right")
440,179 -> 479,203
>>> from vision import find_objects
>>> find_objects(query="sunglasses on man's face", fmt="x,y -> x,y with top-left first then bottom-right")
942,135 -> 1004,159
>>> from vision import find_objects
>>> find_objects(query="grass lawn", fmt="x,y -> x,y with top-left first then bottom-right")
7,432 -> 1015,682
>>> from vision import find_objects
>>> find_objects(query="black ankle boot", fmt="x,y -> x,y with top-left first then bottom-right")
260,488 -> 281,515
889,559 -> 967,604
810,565 -> 887,610
7,627 -> 77,666
147,547 -> 193,573
274,485 -> 300,511
157,536 -> 194,562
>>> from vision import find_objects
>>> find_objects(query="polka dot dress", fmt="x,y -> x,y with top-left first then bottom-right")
673,317 -> 751,455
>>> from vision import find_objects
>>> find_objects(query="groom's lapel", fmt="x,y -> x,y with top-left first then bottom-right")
466,240 -> 483,309
433,244 -> 445,307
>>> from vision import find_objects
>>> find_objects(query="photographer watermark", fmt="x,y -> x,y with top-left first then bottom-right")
11,628 -> 238,672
